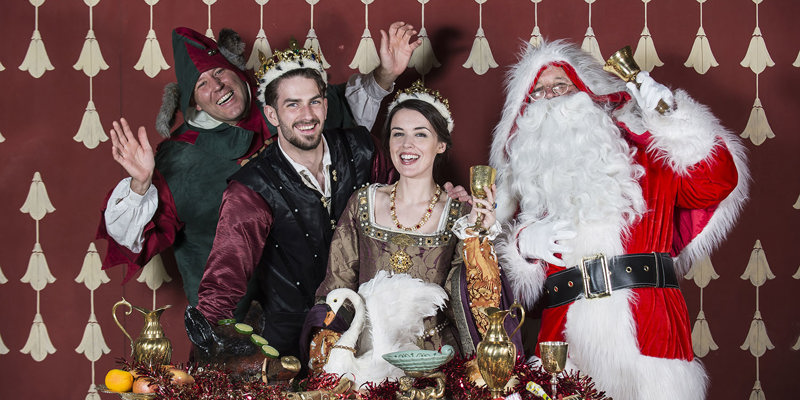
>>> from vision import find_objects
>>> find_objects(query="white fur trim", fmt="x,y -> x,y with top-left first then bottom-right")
564,290 -> 708,400
675,131 -> 750,275
638,90 -> 722,173
496,221 -> 547,308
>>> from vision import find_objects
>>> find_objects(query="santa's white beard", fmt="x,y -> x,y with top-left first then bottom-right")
505,93 -> 646,263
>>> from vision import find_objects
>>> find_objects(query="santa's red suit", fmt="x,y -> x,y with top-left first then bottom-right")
492,41 -> 748,400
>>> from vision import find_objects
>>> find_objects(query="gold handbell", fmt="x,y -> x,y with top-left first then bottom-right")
603,46 -> 672,114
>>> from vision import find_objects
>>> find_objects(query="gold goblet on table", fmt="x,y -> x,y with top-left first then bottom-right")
469,165 -> 496,233
539,341 -> 568,398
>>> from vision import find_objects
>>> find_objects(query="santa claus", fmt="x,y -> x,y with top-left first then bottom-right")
491,40 -> 748,400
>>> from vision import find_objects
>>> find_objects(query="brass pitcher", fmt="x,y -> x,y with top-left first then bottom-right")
476,302 -> 525,399
112,298 -> 172,366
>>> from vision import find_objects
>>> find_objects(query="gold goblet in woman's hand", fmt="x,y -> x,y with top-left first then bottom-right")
469,165 -> 496,233
539,341 -> 568,398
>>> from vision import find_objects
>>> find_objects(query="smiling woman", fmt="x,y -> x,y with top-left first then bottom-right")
303,81 -> 523,385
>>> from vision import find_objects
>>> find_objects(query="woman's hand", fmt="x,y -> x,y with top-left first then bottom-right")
467,183 -> 497,230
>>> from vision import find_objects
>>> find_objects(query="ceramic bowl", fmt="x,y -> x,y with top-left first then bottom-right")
381,345 -> 455,372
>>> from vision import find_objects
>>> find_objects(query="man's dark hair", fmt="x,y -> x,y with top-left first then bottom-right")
262,68 -> 327,108
382,99 -> 453,170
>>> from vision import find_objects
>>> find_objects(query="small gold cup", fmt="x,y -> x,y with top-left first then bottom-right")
469,165 -> 496,233
539,341 -> 568,398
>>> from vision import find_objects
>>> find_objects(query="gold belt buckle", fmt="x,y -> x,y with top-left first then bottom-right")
580,254 -> 612,299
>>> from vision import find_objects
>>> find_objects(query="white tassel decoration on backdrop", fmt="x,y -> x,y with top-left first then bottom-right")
74,29 -> 108,78
740,310 -> 774,357
85,384 -> 101,400
21,312 -> 56,362
75,243 -> 109,292
463,0 -> 498,76
633,1 -> 663,72
137,254 -> 172,292
22,243 -> 55,292
528,0 -> 544,47
685,26 -> 718,74
794,50 -> 800,67
19,0 -> 54,79
580,1 -> 603,63
748,380 -> 766,400
684,0 -> 718,74
75,313 -> 110,362
0,61 -> 5,71
741,240 -> 775,287
0,133 -> 5,143
691,310 -> 718,357
203,0 -> 217,39
135,29 -> 170,78
74,100 -> 108,149
684,254 -> 719,288
20,172 -> 55,222
408,0 -> 441,76
246,1 -> 273,70
349,1 -> 380,74
740,26 -> 774,75
741,97 -> 774,146
134,0 -> 170,78
304,1 -> 331,69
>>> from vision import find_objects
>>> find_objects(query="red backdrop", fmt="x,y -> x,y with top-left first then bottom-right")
0,1 -> 798,399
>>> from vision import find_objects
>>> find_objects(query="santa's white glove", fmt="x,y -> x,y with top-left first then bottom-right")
516,220 -> 576,267
626,71 -> 674,113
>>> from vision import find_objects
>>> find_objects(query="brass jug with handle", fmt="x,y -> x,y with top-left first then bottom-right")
476,302 -> 525,399
112,298 -> 172,366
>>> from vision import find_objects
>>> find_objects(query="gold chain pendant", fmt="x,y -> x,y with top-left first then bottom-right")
390,249 -> 412,274
389,234 -> 415,274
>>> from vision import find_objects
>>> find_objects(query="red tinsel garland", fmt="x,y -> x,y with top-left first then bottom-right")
362,355 -> 609,400
118,356 -> 608,400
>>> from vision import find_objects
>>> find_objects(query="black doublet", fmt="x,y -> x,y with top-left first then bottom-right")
230,127 -> 374,356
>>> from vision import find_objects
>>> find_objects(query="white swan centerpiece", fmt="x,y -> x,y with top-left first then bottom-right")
323,270 -> 448,386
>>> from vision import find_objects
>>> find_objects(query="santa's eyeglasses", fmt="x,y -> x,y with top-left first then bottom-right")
529,83 -> 574,101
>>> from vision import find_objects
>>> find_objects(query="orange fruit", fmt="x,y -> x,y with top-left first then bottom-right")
105,369 -> 134,392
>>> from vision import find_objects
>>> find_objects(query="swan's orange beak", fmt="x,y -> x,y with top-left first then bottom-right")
323,310 -> 336,326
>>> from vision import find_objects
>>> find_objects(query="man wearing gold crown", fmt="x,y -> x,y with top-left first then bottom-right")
491,40 -> 748,399
192,42 -> 418,359
97,24 -> 419,316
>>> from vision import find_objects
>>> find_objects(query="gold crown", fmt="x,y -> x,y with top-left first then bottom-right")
389,80 -> 454,132
255,43 -> 327,104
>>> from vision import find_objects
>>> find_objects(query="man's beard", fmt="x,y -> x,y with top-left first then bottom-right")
278,118 -> 323,151
506,92 -> 646,230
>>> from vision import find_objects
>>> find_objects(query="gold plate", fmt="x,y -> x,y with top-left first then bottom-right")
97,384 -> 156,399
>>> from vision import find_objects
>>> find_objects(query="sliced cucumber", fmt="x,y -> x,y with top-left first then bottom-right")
261,344 -> 280,359
250,334 -> 268,346
217,318 -> 236,326
234,323 -> 254,335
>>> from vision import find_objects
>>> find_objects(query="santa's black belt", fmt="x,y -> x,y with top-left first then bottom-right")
543,252 -> 679,308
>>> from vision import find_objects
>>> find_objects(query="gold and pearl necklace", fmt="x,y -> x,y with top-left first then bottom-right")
389,182 -> 442,232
